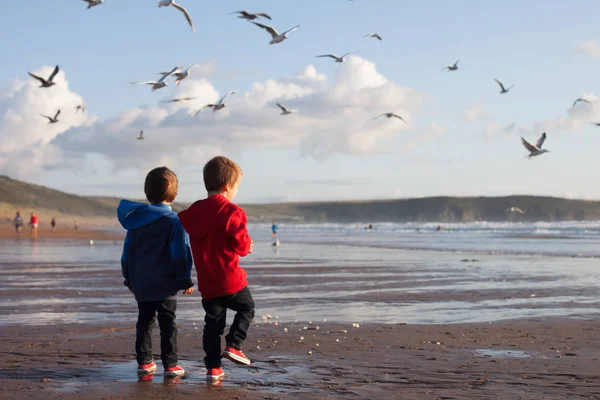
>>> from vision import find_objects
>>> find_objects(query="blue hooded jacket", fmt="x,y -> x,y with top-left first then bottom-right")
118,200 -> 194,302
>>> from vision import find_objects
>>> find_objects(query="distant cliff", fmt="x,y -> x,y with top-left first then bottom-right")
1,176 -> 600,222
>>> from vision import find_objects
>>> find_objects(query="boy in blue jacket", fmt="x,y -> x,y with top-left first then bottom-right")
118,166 -> 194,376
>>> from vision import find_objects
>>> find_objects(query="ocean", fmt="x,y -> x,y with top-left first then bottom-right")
1,221 -> 599,326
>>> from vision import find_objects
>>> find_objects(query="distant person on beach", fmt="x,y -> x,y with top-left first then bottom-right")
178,156 -> 255,382
12,211 -> 23,234
436,225 -> 442,231
271,220 -> 278,237
30,212 -> 38,239
51,217 -> 56,231
74,221 -> 79,231
117,166 -> 194,377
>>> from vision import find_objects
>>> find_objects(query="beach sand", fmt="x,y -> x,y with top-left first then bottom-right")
1,237 -> 599,399
0,223 -> 122,241
1,319 -> 600,399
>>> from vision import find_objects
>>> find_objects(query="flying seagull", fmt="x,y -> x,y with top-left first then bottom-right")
316,53 -> 350,63
173,64 -> 199,86
495,79 -> 514,94
75,104 -> 86,113
40,110 -> 61,124
192,90 -> 236,117
230,10 -> 271,20
82,0 -> 104,9
521,132 -> 549,159
277,103 -> 295,115
252,22 -> 299,45
365,33 -> 383,41
163,97 -> 198,103
137,131 -> 144,140
130,66 -> 179,91
158,0 -> 195,33
572,98 -> 591,108
29,65 -> 59,88
442,60 -> 459,72
374,112 -> 408,124
506,207 -> 525,214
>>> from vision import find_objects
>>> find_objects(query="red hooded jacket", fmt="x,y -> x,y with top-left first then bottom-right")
178,195 -> 252,299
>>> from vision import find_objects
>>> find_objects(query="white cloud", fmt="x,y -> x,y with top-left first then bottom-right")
1,56 -> 430,179
464,104 -> 486,122
576,41 -> 600,59
0,66 -> 96,178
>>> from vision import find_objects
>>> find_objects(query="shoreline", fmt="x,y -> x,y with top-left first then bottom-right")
0,223 -> 123,241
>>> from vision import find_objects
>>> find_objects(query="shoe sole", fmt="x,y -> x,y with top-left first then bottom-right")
137,366 -> 157,375
223,351 -> 251,366
206,372 -> 225,380
164,370 -> 185,377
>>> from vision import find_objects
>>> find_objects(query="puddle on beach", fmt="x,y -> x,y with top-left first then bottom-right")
57,358 -> 315,394
474,349 -> 530,358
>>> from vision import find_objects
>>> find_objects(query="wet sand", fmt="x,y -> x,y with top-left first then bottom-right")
2,240 -> 600,398
2,319 -> 600,399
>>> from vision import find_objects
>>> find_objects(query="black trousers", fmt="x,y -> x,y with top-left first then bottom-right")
202,287 -> 255,368
136,300 -> 178,368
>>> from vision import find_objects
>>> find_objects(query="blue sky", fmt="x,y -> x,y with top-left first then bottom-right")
1,0 -> 600,203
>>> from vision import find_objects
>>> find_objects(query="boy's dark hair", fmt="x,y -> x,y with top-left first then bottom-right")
203,156 -> 242,192
144,166 -> 178,204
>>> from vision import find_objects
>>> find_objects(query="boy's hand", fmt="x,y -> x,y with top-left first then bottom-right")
183,287 -> 194,295
248,240 -> 254,254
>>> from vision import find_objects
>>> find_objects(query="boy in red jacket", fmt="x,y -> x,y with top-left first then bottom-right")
178,156 -> 254,381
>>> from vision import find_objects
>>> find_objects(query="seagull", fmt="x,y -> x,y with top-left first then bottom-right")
163,97 -> 198,103
506,207 -> 525,214
365,33 -> 383,41
252,22 -> 299,45
316,53 -> 350,63
158,0 -> 195,33
277,103 -> 295,115
75,104 -> 86,113
130,66 -> 179,91
137,131 -> 144,140
442,60 -> 459,72
192,90 -> 236,117
521,132 -> 549,159
495,79 -> 514,94
40,110 -> 60,124
572,98 -> 591,108
82,0 -> 104,9
374,113 -> 408,124
173,64 -> 200,86
230,10 -> 271,20
28,65 -> 59,88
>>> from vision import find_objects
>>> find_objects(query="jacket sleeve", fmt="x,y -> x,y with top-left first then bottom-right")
170,219 -> 194,290
121,232 -> 131,288
226,209 -> 252,257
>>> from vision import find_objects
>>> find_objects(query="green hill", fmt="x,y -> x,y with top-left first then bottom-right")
1,175 -> 600,222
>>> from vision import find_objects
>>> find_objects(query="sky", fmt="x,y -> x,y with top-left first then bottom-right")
1,0 -> 600,203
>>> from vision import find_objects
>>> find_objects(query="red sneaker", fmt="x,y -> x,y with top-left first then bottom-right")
137,361 -> 157,374
223,346 -> 251,365
206,367 -> 225,380
164,365 -> 185,376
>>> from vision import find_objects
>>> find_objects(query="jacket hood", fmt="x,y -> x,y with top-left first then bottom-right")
178,195 -> 228,240
117,200 -> 174,230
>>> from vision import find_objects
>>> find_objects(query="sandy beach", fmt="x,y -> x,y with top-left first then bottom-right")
0,223 -> 122,241
2,318 -> 600,399
1,235 -> 600,399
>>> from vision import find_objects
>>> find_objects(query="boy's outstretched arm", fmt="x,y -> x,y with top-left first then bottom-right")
170,219 -> 194,290
226,210 -> 252,257
121,232 -> 131,289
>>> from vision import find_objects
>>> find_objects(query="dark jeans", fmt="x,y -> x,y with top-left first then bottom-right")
202,287 -> 255,368
136,300 -> 178,368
